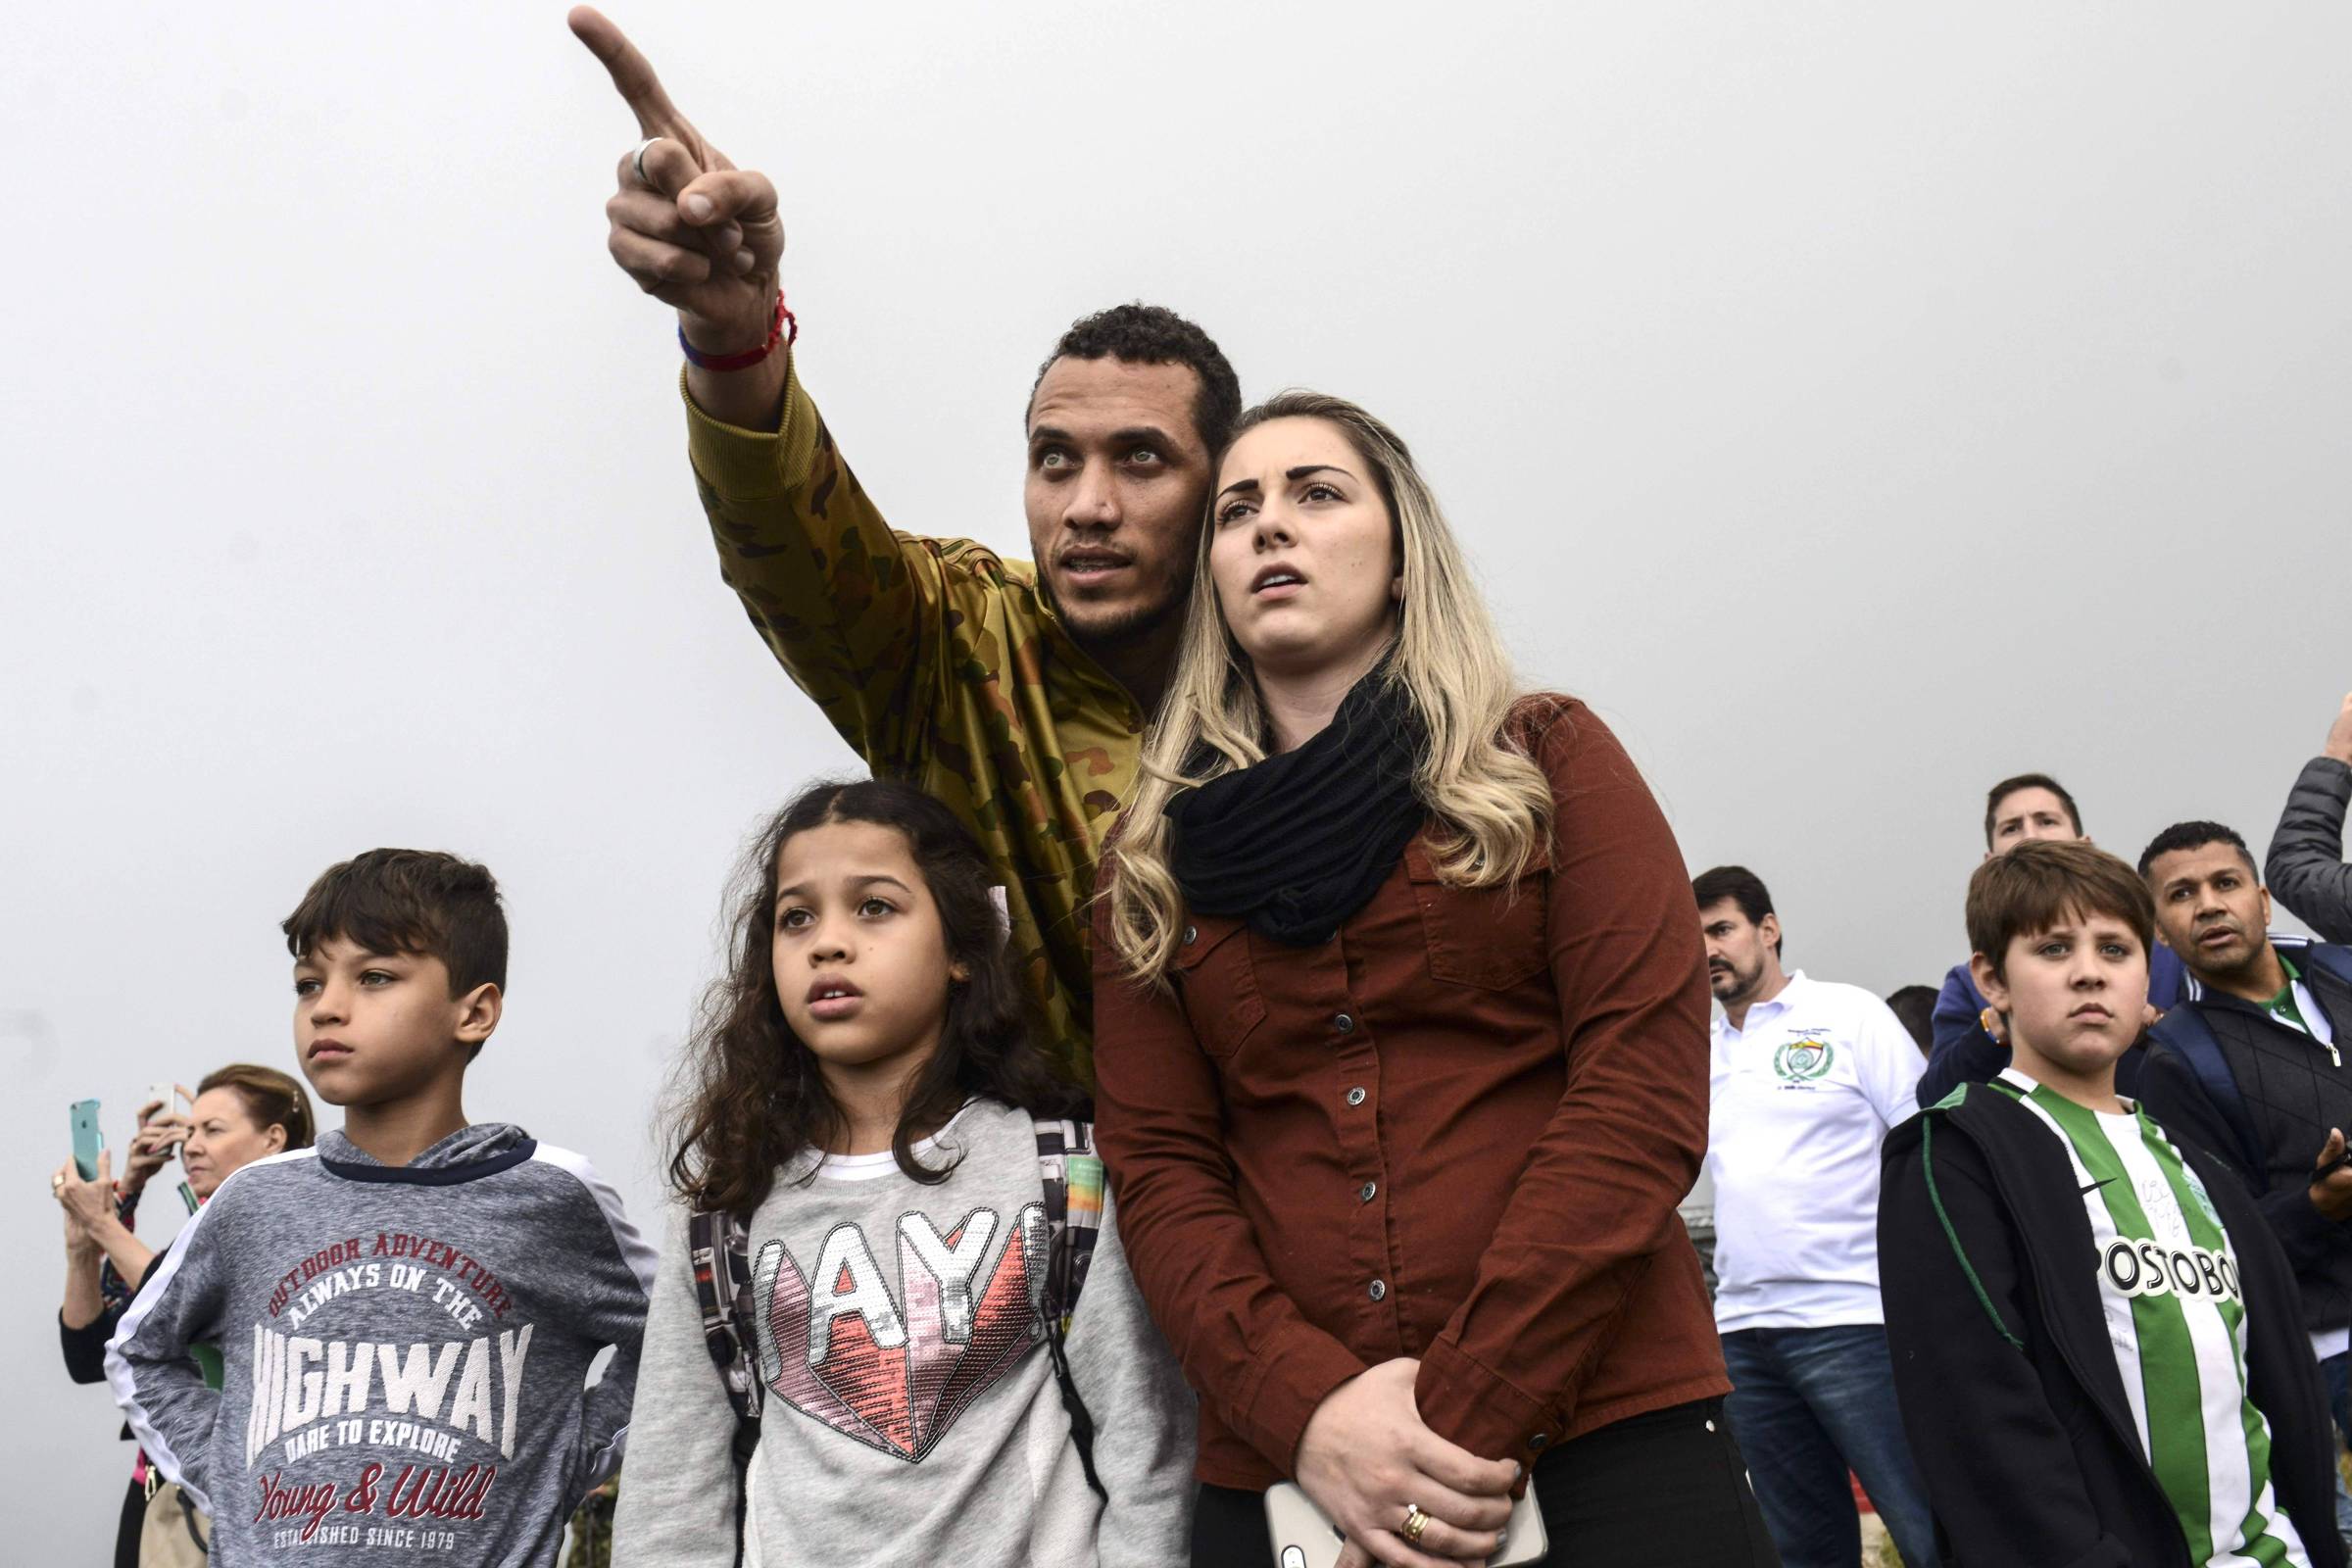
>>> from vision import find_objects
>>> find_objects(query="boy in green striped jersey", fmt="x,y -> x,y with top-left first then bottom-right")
1880,840 -> 2344,1566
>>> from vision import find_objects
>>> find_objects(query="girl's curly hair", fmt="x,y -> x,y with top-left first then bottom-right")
668,777 -> 1080,1215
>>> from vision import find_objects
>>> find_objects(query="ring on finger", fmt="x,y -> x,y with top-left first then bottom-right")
1399,1503 -> 1431,1546
632,135 -> 665,188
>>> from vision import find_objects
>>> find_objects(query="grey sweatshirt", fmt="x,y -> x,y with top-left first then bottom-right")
107,1124 -> 655,1567
612,1100 -> 1195,1568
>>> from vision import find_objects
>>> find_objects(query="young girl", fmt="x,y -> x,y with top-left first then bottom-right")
612,779 -> 1194,1567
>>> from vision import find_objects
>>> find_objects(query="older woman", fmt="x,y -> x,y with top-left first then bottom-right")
55,1064 -> 316,1568
1094,392 -> 1776,1568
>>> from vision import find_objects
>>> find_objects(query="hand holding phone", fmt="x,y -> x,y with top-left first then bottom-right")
1283,1362 -> 1528,1568
2315,1128 -> 2352,1182
70,1100 -> 104,1182
125,1084 -> 199,1191
2311,1129 -> 2352,1222
1264,1482 -> 1548,1568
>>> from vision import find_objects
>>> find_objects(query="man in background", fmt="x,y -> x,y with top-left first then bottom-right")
1696,866 -> 1936,1568
1883,985 -> 1936,1055
2136,818 -> 2352,1552
1917,771 -> 2184,1105
573,11 -> 1242,1085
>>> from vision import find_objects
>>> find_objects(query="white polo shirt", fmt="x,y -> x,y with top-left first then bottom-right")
1706,970 -> 1926,1333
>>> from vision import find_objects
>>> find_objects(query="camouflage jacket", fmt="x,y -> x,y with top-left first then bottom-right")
683,363 -> 1144,1087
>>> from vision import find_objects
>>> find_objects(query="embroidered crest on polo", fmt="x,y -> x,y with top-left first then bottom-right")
1773,1037 -> 1835,1083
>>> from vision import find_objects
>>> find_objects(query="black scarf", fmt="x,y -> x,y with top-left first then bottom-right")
1166,667 -> 1429,947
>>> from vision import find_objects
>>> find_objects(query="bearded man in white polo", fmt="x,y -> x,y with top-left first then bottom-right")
1695,864 -> 1936,1568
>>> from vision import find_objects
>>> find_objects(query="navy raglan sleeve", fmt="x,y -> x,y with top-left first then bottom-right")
1919,965 -> 2008,1109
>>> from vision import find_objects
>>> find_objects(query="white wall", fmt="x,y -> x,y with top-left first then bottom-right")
5,3 -> 2348,1556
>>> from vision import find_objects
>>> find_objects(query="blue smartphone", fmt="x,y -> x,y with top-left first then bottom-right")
70,1099 -> 104,1181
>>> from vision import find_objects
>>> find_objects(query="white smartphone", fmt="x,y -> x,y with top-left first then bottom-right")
146,1082 -> 187,1154
1263,1482 -> 1548,1568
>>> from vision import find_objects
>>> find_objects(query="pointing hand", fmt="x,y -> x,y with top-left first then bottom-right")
570,7 -> 785,353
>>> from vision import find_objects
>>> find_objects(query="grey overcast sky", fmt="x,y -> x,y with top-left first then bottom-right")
5,4 -> 2348,1554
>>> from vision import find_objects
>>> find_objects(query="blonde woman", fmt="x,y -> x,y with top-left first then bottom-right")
1093,392 -> 1775,1568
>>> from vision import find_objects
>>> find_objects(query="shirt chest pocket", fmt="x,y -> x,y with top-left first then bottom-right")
1173,911 -> 1268,1059
1404,840 -> 1551,991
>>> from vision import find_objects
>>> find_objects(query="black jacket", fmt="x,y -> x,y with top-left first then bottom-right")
2269,757 -> 2352,945
1880,1082 -> 2343,1568
59,1252 -> 164,1385
2137,954 -> 2352,1335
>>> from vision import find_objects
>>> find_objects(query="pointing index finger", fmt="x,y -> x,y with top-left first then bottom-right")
568,6 -> 690,137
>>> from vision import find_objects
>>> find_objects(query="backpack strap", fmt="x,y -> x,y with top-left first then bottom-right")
1035,1119 -> 1106,1328
2149,1008 -> 2268,1177
2301,942 -> 2352,996
1034,1118 -> 1108,1498
688,1206 -> 762,1566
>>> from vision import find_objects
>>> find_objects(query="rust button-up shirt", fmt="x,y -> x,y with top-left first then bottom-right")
1094,700 -> 1728,1489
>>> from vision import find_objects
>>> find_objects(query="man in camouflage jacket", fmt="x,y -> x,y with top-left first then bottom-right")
577,15 -> 1241,1084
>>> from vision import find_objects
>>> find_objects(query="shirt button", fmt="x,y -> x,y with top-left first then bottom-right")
1528,1433 -> 1549,1451
1334,1012 -> 1355,1034
1358,1181 -> 1378,1203
1346,1087 -> 1367,1107
1368,1279 -> 1388,1302
1182,924 -> 1198,946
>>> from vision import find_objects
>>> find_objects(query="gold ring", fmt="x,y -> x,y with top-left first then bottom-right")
1400,1504 -> 1431,1546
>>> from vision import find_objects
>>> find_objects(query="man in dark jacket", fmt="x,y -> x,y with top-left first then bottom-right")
1883,839 -> 2343,1566
1917,772 -> 2183,1108
2268,691 -> 2352,944
2135,818 -> 2352,1550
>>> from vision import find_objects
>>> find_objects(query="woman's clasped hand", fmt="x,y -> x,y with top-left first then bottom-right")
1295,1359 -> 1516,1568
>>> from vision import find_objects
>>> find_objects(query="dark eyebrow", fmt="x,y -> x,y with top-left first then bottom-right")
775,874 -> 915,899
297,945 -> 398,966
1219,463 -> 1359,501
1027,425 -> 1179,452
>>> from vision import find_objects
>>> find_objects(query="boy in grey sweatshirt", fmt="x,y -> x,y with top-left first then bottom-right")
108,849 -> 655,1567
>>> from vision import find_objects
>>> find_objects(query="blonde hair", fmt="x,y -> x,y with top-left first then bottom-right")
1103,390 -> 1555,985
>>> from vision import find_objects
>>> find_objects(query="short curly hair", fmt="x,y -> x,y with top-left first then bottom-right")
1028,302 -> 1242,456
2136,818 -> 2255,880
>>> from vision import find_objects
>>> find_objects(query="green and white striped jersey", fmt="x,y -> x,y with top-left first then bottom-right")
1991,1068 -> 2312,1567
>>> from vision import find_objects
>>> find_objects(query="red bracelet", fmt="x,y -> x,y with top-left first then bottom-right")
679,291 -> 796,372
